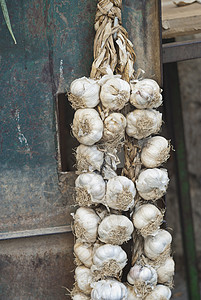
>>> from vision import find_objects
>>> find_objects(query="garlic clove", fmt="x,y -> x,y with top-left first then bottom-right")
136,168 -> 169,201
91,279 -> 128,300
100,78 -> 130,111
126,109 -> 162,140
74,266 -> 93,295
72,108 -> 103,145
141,136 -> 170,168
105,176 -> 136,211
91,244 -> 127,279
76,144 -> 104,173
157,256 -> 175,284
103,112 -> 126,142
144,284 -> 171,300
144,229 -> 172,261
74,241 -> 93,268
69,77 -> 100,109
75,173 -> 105,206
98,214 -> 134,245
130,79 -> 162,109
73,207 -> 100,243
133,204 -> 163,237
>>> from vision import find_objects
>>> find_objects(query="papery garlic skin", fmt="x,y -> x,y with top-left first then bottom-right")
75,173 -> 105,206
133,204 -> 163,236
98,214 -> 134,245
74,207 -> 100,243
144,284 -> 171,300
144,229 -> 172,260
130,79 -> 162,109
72,109 -> 103,145
72,293 -> 90,300
105,176 -> 136,211
76,144 -> 104,173
136,168 -> 169,201
126,109 -> 162,139
126,284 -> 139,300
75,266 -> 92,295
157,257 -> 175,284
141,136 -> 170,168
103,113 -> 126,142
74,241 -> 93,268
91,244 -> 127,279
100,78 -> 130,110
91,279 -> 128,300
127,264 -> 157,287
69,77 -> 100,109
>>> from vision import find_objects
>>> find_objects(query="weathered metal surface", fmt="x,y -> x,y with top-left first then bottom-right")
0,233 -> 74,300
163,39 -> 201,64
122,0 -> 162,84
163,63 -> 200,300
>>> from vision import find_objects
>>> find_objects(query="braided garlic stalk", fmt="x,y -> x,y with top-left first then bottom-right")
69,1 -> 174,299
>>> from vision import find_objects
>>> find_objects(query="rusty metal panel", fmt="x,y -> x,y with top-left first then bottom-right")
0,233 -> 74,300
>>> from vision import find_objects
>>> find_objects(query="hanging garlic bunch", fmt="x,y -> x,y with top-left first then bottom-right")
91,279 -> 128,300
69,77 -> 100,109
76,144 -> 104,173
130,79 -> 162,109
75,173 -> 105,206
91,244 -> 127,279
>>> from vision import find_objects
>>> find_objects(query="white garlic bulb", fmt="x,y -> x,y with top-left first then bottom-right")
91,244 -> 127,279
74,241 -> 93,268
157,256 -> 175,284
74,207 -> 100,243
126,284 -> 139,300
98,214 -> 134,245
75,173 -> 105,206
72,109 -> 103,145
141,136 -> 170,168
76,144 -> 104,173
130,79 -> 162,109
91,279 -> 128,300
127,264 -> 157,287
144,229 -> 172,261
133,204 -> 163,236
126,109 -> 162,140
136,168 -> 169,201
69,77 -> 100,109
74,266 -> 92,295
144,284 -> 171,300
105,176 -> 136,211
72,293 -> 90,300
100,78 -> 130,110
103,113 -> 126,142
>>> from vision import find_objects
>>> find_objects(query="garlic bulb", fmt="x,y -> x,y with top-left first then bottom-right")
100,78 -> 130,110
126,109 -> 162,140
130,79 -> 162,109
74,266 -> 92,295
133,204 -> 163,237
72,293 -> 90,300
74,241 -> 93,268
144,284 -> 171,300
75,173 -> 105,206
98,214 -> 134,245
136,168 -> 169,201
105,176 -> 136,211
72,109 -> 103,145
103,113 -> 126,142
126,284 -> 139,300
76,144 -> 104,173
141,136 -> 170,168
74,207 -> 100,243
157,256 -> 175,284
69,77 -> 100,109
91,279 -> 128,300
127,264 -> 157,288
144,229 -> 172,261
91,244 -> 127,279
